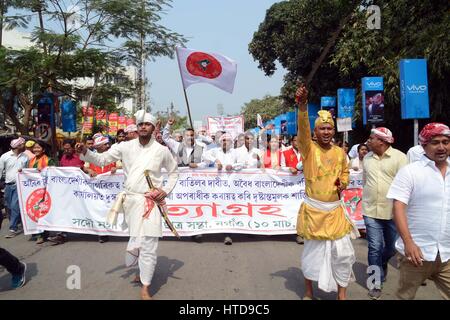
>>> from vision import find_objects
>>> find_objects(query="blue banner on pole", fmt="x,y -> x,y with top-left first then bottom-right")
61,100 -> 77,132
264,119 -> 274,135
399,59 -> 430,119
249,127 -> 260,135
276,114 -> 288,136
337,88 -> 356,119
321,97 -> 336,108
286,111 -> 297,135
320,97 -> 336,119
308,103 -> 320,132
37,95 -> 53,125
274,115 -> 282,135
362,77 -> 384,125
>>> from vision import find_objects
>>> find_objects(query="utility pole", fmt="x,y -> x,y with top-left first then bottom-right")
136,31 -> 145,113
0,0 -> 5,47
170,102 -> 175,117
136,0 -> 148,113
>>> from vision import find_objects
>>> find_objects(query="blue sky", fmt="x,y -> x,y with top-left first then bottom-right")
148,0 -> 286,124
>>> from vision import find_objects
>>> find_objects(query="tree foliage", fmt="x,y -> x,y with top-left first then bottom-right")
249,0 -> 450,149
240,95 -> 287,130
154,108 -> 188,132
0,0 -> 185,134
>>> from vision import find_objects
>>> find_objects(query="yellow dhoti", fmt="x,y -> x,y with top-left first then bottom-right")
297,196 -> 354,240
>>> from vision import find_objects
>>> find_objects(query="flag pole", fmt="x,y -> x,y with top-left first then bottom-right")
182,88 -> 194,129
175,48 -> 194,128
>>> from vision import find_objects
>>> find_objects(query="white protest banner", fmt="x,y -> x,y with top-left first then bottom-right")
17,167 -> 128,236
17,167 -> 365,236
207,116 -> 244,139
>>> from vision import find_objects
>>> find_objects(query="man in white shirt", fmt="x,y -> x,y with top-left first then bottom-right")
205,130 -> 224,151
162,119 -> 208,169
350,144 -> 369,171
406,144 -> 425,163
203,133 -> 242,172
348,143 -> 360,159
162,119 -> 210,243
173,132 -> 183,143
386,122 -> 450,300
195,126 -> 213,148
235,132 -> 263,168
202,132 -> 242,245
76,110 -> 178,300
0,137 -> 29,238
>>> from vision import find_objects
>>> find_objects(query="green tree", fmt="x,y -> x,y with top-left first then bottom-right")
240,95 -> 287,130
0,0 -> 185,135
249,0 -> 450,149
331,1 -> 450,125
154,107 -> 188,132
249,0 -> 358,106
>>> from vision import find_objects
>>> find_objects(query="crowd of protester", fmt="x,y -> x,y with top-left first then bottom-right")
0,116 -> 448,300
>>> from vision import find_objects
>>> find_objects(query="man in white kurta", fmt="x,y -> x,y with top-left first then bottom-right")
202,133 -> 243,171
202,133 -> 242,245
235,132 -> 264,168
77,110 -> 178,299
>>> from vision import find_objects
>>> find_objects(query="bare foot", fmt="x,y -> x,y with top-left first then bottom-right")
141,286 -> 152,300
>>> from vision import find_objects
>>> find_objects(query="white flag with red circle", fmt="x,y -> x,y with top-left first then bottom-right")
176,47 -> 237,94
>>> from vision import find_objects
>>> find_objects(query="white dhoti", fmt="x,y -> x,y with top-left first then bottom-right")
126,236 -> 159,286
301,235 -> 356,292
108,192 -> 164,287
300,196 -> 357,293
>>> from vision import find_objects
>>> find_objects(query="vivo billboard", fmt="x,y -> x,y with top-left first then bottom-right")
399,59 -> 430,119
362,77 -> 384,125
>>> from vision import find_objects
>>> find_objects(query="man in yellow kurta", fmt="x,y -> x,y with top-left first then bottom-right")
295,85 -> 358,300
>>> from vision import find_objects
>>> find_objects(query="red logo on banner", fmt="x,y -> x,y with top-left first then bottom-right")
26,188 -> 52,222
186,52 -> 222,79
342,189 -> 363,223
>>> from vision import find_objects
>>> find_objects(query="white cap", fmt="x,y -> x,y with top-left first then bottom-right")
134,109 -> 156,126
93,136 -> 109,147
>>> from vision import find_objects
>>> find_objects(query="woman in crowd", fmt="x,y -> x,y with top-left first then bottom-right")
350,143 -> 369,171
263,134 -> 282,169
28,140 -> 56,244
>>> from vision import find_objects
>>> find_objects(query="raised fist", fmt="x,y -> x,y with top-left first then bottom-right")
167,118 -> 176,126
75,143 -> 87,155
295,84 -> 308,106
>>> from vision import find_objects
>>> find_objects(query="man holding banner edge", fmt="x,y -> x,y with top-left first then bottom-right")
295,84 -> 358,300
